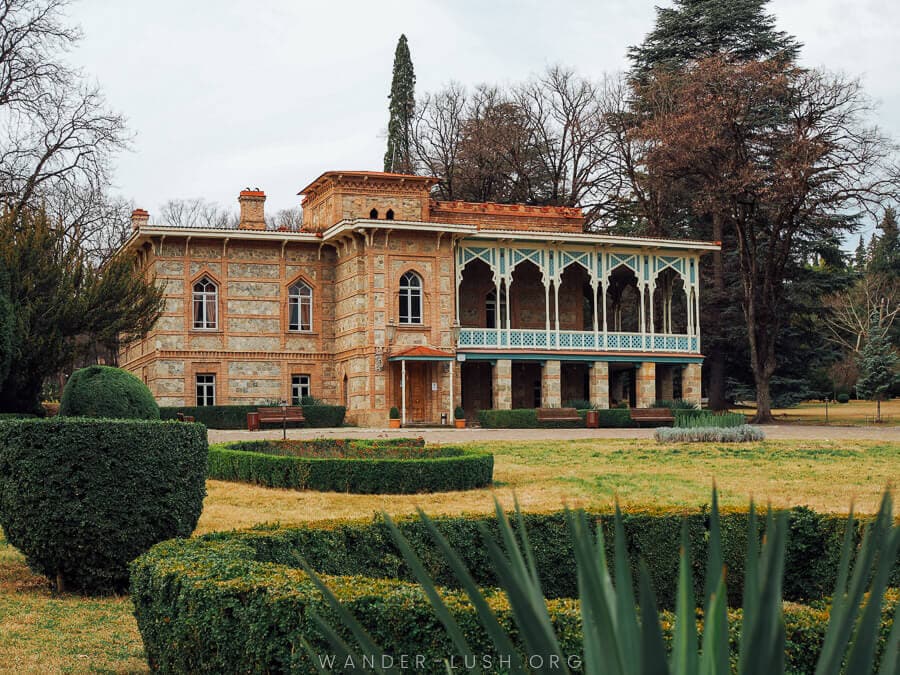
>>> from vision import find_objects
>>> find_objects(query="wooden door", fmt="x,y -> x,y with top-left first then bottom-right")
405,362 -> 428,422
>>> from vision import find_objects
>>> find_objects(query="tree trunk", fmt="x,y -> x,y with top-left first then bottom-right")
752,370 -> 774,424
706,213 -> 729,411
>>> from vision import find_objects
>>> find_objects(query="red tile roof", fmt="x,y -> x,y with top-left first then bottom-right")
390,346 -> 455,359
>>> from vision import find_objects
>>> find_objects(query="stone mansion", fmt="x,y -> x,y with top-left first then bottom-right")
118,171 -> 718,426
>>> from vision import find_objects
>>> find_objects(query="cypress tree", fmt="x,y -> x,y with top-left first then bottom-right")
870,207 -> 900,278
383,34 -> 416,174
856,311 -> 899,422
854,235 -> 868,271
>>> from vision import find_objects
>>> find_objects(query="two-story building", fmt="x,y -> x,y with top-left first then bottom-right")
118,171 -> 718,426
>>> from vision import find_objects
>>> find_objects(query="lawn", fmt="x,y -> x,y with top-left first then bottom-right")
739,397 -> 900,425
1,437 -> 897,672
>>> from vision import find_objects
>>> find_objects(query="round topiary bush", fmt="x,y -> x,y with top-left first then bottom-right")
59,365 -> 159,420
0,417 -> 207,593
836,393 -> 850,404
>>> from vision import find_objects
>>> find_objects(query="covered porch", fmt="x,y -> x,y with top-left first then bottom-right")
388,346 -> 456,426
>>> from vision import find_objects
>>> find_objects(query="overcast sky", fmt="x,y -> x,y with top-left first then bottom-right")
69,0 -> 900,238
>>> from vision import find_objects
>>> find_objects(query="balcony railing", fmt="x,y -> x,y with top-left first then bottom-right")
457,328 -> 699,353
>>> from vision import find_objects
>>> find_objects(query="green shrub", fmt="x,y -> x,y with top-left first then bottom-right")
651,399 -> 699,410
130,507 -> 899,672
476,408 -> 587,428
159,403 -> 345,429
595,408 -> 636,427
389,406 -> 400,419
836,393 -> 850,403
454,405 -> 465,418
656,424 -> 765,443
59,365 -> 159,420
0,418 -> 206,593
208,440 -> 493,494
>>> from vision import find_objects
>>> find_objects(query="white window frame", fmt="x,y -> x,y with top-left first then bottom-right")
196,373 -> 215,406
485,287 -> 507,329
288,280 -> 313,332
291,374 -> 311,404
192,277 -> 218,330
399,271 -> 423,325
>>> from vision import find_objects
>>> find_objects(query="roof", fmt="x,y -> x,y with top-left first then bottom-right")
388,345 -> 456,361
297,170 -> 439,197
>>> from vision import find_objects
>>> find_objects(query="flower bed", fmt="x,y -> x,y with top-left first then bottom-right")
208,438 -> 493,494
131,507 -> 898,673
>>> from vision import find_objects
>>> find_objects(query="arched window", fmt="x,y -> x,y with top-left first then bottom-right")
385,208 -> 395,220
399,271 -> 422,324
192,276 -> 218,329
369,208 -> 379,219
485,287 -> 507,328
288,280 -> 313,331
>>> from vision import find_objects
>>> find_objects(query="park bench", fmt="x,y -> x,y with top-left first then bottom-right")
247,406 -> 305,431
536,407 -> 582,424
629,408 -> 674,426
175,412 -> 195,422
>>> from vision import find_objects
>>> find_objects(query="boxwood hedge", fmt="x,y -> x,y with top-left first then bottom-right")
208,439 -> 493,493
131,508 -> 899,673
159,404 -> 346,429
59,365 -> 159,420
0,418 -> 207,593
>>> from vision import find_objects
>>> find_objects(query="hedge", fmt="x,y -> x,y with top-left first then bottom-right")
476,408 -> 636,428
0,418 -> 207,593
656,425 -> 766,443
208,440 -> 493,493
59,365 -> 159,420
131,508 -> 899,673
673,410 -> 747,427
159,404 -> 346,429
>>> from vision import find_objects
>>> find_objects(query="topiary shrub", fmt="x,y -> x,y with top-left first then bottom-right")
0,417 -> 207,593
59,365 -> 159,420
836,393 -> 850,404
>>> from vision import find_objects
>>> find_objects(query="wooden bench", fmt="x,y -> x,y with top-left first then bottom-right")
536,407 -> 582,423
175,412 -> 195,422
629,408 -> 674,426
248,406 -> 305,431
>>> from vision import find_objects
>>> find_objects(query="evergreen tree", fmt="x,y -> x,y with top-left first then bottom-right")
854,235 -> 868,271
856,311 -> 899,422
383,34 -> 416,174
869,207 -> 900,278
629,0 -> 801,77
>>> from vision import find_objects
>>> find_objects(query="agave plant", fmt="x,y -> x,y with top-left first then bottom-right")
297,490 -> 900,674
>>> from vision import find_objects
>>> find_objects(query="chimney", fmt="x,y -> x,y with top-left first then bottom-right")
238,188 -> 266,230
131,208 -> 149,231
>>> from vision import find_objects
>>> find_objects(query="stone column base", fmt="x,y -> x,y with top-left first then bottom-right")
682,363 -> 702,406
589,361 -> 609,409
541,360 -> 561,408
492,359 -> 512,410
636,362 -> 656,408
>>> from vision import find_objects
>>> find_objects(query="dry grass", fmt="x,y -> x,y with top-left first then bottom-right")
740,397 -> 900,426
1,436 -> 897,672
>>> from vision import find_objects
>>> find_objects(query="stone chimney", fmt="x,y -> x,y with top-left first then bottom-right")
131,208 -> 149,231
238,188 -> 266,230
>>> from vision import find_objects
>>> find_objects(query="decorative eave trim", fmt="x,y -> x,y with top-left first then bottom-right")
458,350 -> 705,364
463,230 -> 720,252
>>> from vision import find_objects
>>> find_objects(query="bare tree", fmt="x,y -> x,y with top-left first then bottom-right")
411,82 -> 466,199
159,198 -> 237,230
0,0 -> 129,249
268,206 -> 303,231
824,274 -> 899,354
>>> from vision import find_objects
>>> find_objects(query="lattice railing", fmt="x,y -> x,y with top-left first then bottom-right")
457,329 -> 699,353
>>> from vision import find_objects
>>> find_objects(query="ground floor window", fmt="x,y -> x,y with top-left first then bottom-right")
291,374 -> 311,404
196,374 -> 215,406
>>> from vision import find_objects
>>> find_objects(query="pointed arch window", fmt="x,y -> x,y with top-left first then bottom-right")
288,280 -> 313,332
399,271 -> 422,324
192,277 -> 218,329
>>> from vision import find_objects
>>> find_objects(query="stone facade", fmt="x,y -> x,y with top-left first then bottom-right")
119,170 -> 715,425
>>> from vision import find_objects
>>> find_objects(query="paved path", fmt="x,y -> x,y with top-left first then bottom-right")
209,423 -> 900,444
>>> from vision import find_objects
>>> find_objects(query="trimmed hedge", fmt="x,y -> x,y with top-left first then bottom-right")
159,404 -> 346,429
673,410 -> 746,427
0,418 -> 207,593
477,407 -> 635,428
208,439 -> 493,493
131,508 -> 899,672
59,365 -> 159,420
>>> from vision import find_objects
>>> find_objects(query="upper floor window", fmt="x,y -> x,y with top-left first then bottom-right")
192,277 -> 218,329
288,280 -> 313,331
369,208 -> 379,219
399,271 -> 422,324
485,287 -> 507,328
385,209 -> 394,220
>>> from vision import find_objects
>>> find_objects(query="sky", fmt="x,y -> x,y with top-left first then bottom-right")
68,0 -> 900,238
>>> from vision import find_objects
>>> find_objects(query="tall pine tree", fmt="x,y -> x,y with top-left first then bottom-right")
384,35 -> 416,174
